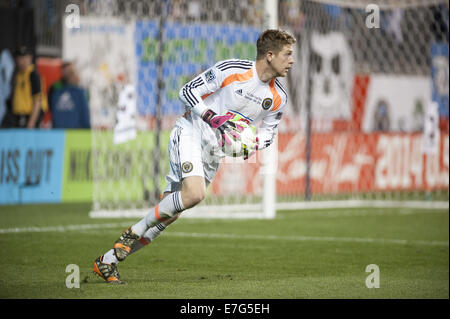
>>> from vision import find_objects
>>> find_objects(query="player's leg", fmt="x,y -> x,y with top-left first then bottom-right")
99,175 -> 207,273
102,175 -> 205,269
98,214 -> 179,276
126,175 -> 206,255
129,175 -> 205,238
125,120 -> 206,242
97,120 -> 203,262
127,192 -> 179,255
93,119 -> 208,283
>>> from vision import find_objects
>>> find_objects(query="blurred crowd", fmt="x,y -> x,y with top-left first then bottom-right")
0,46 -> 91,129
1,0 -> 447,132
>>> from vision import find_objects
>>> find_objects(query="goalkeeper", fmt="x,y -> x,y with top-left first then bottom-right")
93,29 -> 296,283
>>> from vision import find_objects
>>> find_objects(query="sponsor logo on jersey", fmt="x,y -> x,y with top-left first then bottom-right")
204,69 -> 216,83
235,89 -> 243,96
181,161 -> 193,173
262,98 -> 273,110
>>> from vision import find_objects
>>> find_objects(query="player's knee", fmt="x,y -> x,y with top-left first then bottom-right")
181,176 -> 206,208
189,189 -> 205,206
193,189 -> 206,204
182,187 -> 205,208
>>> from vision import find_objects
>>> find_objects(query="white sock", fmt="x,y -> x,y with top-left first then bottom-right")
131,191 -> 184,236
143,223 -> 167,242
102,249 -> 119,264
129,223 -> 167,255
101,223 -> 166,264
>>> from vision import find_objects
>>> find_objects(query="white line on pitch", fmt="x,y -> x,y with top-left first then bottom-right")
0,223 -> 447,247
165,232 -> 449,247
0,222 -> 130,234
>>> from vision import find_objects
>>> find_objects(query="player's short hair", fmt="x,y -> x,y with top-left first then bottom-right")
256,29 -> 296,60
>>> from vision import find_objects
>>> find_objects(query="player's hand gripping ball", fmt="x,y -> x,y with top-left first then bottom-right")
215,113 -> 258,158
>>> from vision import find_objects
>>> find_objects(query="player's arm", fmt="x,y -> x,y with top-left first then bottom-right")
179,63 -> 243,140
178,65 -> 222,118
242,106 -> 285,160
257,104 -> 286,150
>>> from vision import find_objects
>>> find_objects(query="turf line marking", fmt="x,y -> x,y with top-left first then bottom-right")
280,209 -> 448,218
166,232 -> 449,247
0,222 -> 130,234
0,223 -> 447,247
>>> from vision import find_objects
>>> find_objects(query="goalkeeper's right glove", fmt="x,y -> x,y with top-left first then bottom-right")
243,136 -> 258,160
201,109 -> 243,146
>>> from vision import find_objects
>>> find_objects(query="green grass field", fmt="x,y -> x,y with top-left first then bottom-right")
0,203 -> 448,299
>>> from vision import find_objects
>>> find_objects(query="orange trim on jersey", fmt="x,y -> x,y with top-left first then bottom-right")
201,92 -> 213,100
221,68 -> 253,88
201,68 -> 253,100
269,79 -> 282,112
154,204 -> 162,221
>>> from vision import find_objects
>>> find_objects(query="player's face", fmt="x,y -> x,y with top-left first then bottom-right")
270,44 -> 294,77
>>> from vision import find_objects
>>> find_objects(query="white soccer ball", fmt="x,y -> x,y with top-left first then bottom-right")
217,119 -> 257,158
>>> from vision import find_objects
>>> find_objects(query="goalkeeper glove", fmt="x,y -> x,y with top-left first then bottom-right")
243,136 -> 258,160
201,109 -> 244,146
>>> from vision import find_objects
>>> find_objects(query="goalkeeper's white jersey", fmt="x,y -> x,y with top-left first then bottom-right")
179,59 -> 288,151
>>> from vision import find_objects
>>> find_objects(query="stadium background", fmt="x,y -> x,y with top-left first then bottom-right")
0,0 -> 448,208
0,0 -> 448,300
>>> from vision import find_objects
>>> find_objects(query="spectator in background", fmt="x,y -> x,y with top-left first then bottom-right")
1,46 -> 48,128
373,99 -> 391,132
48,62 -> 91,129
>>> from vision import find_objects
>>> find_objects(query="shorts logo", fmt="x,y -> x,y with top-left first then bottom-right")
181,161 -> 193,173
262,98 -> 273,110
205,69 -> 216,83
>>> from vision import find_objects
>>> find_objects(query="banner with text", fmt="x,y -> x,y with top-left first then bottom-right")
0,130 -> 65,204
211,132 -> 449,197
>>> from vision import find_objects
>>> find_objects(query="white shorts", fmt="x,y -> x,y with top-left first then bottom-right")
164,116 -> 220,193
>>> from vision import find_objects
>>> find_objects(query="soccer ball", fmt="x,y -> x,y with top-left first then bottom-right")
216,114 -> 257,158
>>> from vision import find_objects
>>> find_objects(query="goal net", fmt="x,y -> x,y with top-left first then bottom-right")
61,0 -> 276,219
276,0 -> 449,210
60,0 -> 448,219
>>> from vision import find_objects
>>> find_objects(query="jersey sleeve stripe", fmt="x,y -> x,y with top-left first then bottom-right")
217,63 -> 253,71
275,79 -> 288,98
219,65 -> 252,72
216,60 -> 252,69
269,78 -> 282,112
184,77 -> 205,106
182,87 -> 197,107
216,59 -> 252,66
190,77 -> 204,87
185,86 -> 198,105
275,81 -> 288,104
